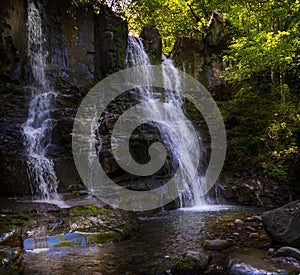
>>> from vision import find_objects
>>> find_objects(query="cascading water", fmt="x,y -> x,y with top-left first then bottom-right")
22,0 -> 59,201
125,37 -> 207,207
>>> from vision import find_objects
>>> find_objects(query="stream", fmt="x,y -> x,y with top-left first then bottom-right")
21,205 -> 264,274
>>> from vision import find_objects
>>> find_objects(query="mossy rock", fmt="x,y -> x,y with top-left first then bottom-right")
0,248 -> 22,274
68,205 -> 113,215
171,251 -> 210,274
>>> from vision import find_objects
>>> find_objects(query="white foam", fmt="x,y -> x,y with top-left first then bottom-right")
180,204 -> 235,212
26,248 -> 50,253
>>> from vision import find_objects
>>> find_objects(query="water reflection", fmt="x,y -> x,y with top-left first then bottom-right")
22,206 -> 263,274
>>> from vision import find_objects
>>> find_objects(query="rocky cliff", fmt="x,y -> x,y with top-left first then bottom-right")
0,0 -> 128,195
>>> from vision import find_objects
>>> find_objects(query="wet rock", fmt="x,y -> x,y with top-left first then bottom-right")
262,200 -> 300,247
267,248 -> 276,257
237,181 -> 262,205
229,262 -> 281,275
206,264 -> 224,274
0,1 -> 131,195
140,25 -> 162,64
203,239 -> 231,251
228,248 -> 300,275
0,228 -> 22,248
78,190 -> 90,196
249,233 -> 259,239
245,226 -> 257,233
45,1 -> 96,87
217,178 -> 292,208
277,247 -> 300,261
0,246 -> 22,274
246,215 -> 262,222
171,251 -> 210,274
234,219 -> 244,227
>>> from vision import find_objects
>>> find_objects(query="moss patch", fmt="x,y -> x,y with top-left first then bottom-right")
68,205 -> 113,215
172,256 -> 197,272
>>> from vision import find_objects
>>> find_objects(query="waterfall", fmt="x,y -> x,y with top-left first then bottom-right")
125,37 -> 207,207
22,0 -> 59,201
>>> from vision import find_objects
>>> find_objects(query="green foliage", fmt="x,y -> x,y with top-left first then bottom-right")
224,79 -> 299,181
223,0 -> 300,83
125,0 -> 196,54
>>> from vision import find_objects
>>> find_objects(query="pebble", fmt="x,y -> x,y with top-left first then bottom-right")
246,215 -> 262,222
249,233 -> 259,238
206,264 -> 224,274
234,219 -> 244,226
232,232 -> 240,237
245,226 -> 257,232
267,248 -> 276,257
203,239 -> 231,251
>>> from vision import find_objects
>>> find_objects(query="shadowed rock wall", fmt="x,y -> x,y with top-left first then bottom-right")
0,0 -> 128,195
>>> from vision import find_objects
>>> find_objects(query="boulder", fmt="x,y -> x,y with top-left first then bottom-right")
0,246 -> 22,274
277,246 -> 300,261
234,219 -> 244,227
203,239 -> 231,251
171,251 -> 210,274
216,178 -> 292,207
262,200 -> 300,247
229,263 -> 282,275
228,249 -> 300,275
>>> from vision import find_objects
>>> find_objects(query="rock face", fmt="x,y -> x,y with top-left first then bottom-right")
95,4 -> 128,79
44,0 -> 96,87
262,200 -> 300,247
0,1 -> 128,195
140,25 -> 162,64
0,0 -> 30,195
170,11 -> 229,100
214,177 -> 292,207
0,0 -> 26,82
94,26 -> 174,199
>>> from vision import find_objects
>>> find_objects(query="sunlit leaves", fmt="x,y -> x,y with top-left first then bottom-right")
125,0 -> 195,54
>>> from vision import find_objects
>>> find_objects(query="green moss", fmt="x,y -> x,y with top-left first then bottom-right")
69,205 -> 113,215
112,24 -> 127,70
173,257 -> 196,271
0,211 -> 39,235
0,250 -> 22,274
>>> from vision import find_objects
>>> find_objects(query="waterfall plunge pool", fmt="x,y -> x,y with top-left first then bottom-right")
21,205 -> 274,274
